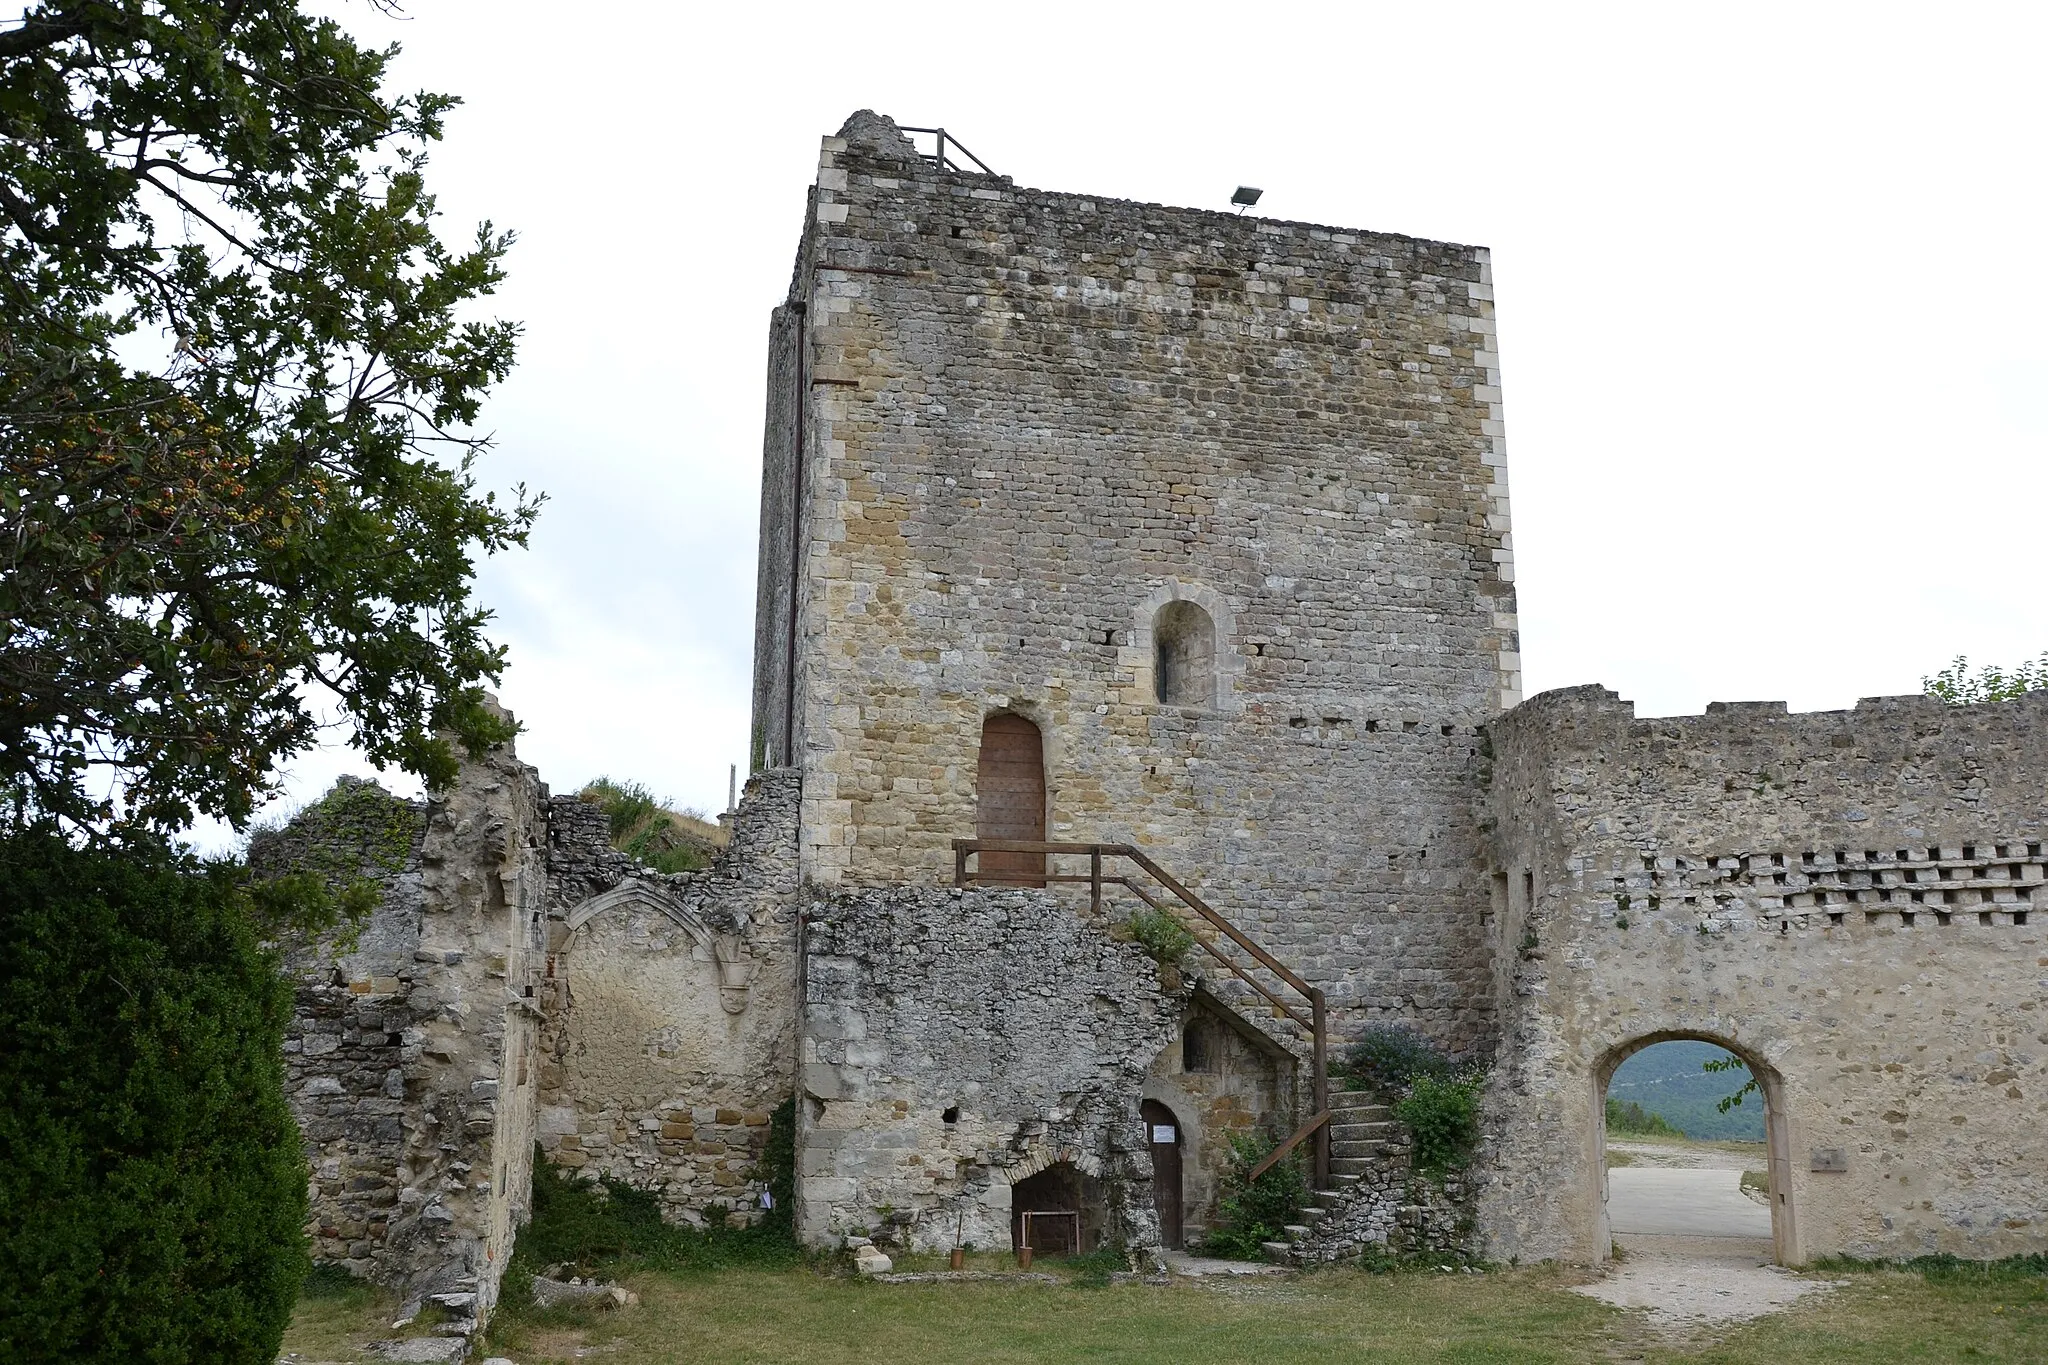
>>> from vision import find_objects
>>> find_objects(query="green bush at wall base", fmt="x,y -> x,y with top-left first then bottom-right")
1394,1075 -> 1482,1177
0,830 -> 308,1364
1199,1131 -> 1309,1261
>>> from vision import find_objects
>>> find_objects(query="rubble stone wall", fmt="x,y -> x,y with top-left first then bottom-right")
797,885 -> 1190,1253
1480,686 -> 2048,1265
262,719 -> 549,1325
758,111 -> 1518,1051
535,770 -> 803,1223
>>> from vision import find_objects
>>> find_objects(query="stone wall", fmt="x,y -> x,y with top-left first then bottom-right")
757,110 -> 1518,1050
256,780 -> 430,1282
261,716 -> 549,1327
1479,685 -> 2048,1265
797,884 -> 1193,1254
534,770 -> 803,1223
1141,991 -> 1298,1240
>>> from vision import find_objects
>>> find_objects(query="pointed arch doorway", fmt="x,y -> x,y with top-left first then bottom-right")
976,713 -> 1046,887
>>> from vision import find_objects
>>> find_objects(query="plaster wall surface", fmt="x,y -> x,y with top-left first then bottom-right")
797,884 -> 1188,1253
536,771 -> 802,1222
757,111 -> 1518,1048
1480,686 -> 2048,1265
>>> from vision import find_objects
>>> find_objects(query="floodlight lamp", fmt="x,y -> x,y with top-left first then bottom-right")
1231,186 -> 1263,209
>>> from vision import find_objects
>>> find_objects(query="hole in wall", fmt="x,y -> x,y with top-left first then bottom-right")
942,1105 -> 960,1124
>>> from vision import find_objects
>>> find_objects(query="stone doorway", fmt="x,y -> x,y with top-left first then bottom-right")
976,713 -> 1046,886
1594,1032 -> 1795,1266
1142,1099 -> 1185,1249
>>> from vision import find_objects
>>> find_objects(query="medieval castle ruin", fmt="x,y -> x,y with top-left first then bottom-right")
267,111 -> 2048,1328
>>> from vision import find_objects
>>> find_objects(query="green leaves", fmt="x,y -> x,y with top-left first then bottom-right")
1923,654 -> 2048,706
0,2 -> 536,831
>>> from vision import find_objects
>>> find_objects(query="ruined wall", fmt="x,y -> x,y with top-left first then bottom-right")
257,780 -> 430,1281
797,885 -> 1190,1253
535,770 -> 802,1222
758,111 -> 1517,1049
263,719 -> 548,1327
1141,994 -> 1297,1239
1480,686 -> 2048,1265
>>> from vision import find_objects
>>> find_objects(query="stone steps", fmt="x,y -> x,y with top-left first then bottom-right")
1262,1106 -> 1412,1266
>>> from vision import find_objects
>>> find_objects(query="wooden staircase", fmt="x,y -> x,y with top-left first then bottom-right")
1261,1089 -> 1407,1263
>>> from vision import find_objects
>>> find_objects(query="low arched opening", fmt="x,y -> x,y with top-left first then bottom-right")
1009,1160 -> 1105,1257
1593,1031 -> 1795,1265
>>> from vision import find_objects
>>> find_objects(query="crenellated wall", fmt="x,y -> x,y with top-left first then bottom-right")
1478,685 -> 2048,1265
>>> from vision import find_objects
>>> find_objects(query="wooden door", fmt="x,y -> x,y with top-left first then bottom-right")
1142,1099 -> 1184,1249
976,713 -> 1046,886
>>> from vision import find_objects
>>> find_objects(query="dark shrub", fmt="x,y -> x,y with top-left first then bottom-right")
1338,1022 -> 1456,1091
0,831 -> 308,1363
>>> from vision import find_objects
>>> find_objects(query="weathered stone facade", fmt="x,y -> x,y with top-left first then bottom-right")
263,111 -> 2046,1307
534,770 -> 801,1223
1478,686 -> 2048,1265
798,884 -> 1191,1253
262,716 -> 549,1329
754,110 -> 1518,1048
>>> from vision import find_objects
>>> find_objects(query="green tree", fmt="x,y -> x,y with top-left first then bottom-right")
0,829 -> 309,1363
1923,654 -> 2048,706
1,0 -> 538,832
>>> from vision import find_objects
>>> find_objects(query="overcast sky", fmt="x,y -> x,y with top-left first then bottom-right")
216,1 -> 2047,838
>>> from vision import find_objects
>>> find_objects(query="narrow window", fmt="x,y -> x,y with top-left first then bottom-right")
1182,1020 -> 1214,1074
1153,601 -> 1216,707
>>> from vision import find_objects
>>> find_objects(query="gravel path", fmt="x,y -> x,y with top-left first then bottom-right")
1572,1234 -> 1843,1329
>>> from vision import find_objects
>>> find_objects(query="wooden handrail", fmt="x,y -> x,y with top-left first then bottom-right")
1248,1109 -> 1331,1183
953,837 -> 1331,1190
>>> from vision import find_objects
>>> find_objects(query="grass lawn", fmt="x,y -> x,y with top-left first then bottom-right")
278,1257 -> 2046,1365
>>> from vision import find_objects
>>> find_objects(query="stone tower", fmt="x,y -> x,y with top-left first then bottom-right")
753,111 -> 1518,1045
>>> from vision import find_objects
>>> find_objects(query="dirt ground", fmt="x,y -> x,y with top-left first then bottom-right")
1576,1138 -> 1842,1330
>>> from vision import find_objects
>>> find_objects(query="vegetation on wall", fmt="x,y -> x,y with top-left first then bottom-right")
578,778 -> 721,874
1394,1074 -> 1483,1177
1924,654 -> 2048,705
1335,1022 -> 1459,1092
0,830 -> 310,1364
1124,905 -> 1195,965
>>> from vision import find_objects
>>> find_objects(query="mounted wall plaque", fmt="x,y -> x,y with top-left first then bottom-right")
1810,1147 -> 1849,1172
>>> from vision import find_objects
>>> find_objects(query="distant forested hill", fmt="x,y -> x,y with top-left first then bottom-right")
1608,1040 -> 1766,1141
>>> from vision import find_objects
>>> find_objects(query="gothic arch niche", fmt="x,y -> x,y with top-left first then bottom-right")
1593,1031 -> 1795,1265
1153,601 -> 1216,707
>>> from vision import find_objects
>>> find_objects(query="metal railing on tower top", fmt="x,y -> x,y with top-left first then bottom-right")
900,126 -> 999,178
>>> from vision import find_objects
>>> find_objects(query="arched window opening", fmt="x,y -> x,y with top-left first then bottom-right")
1182,1020 -> 1215,1074
1153,601 -> 1216,707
